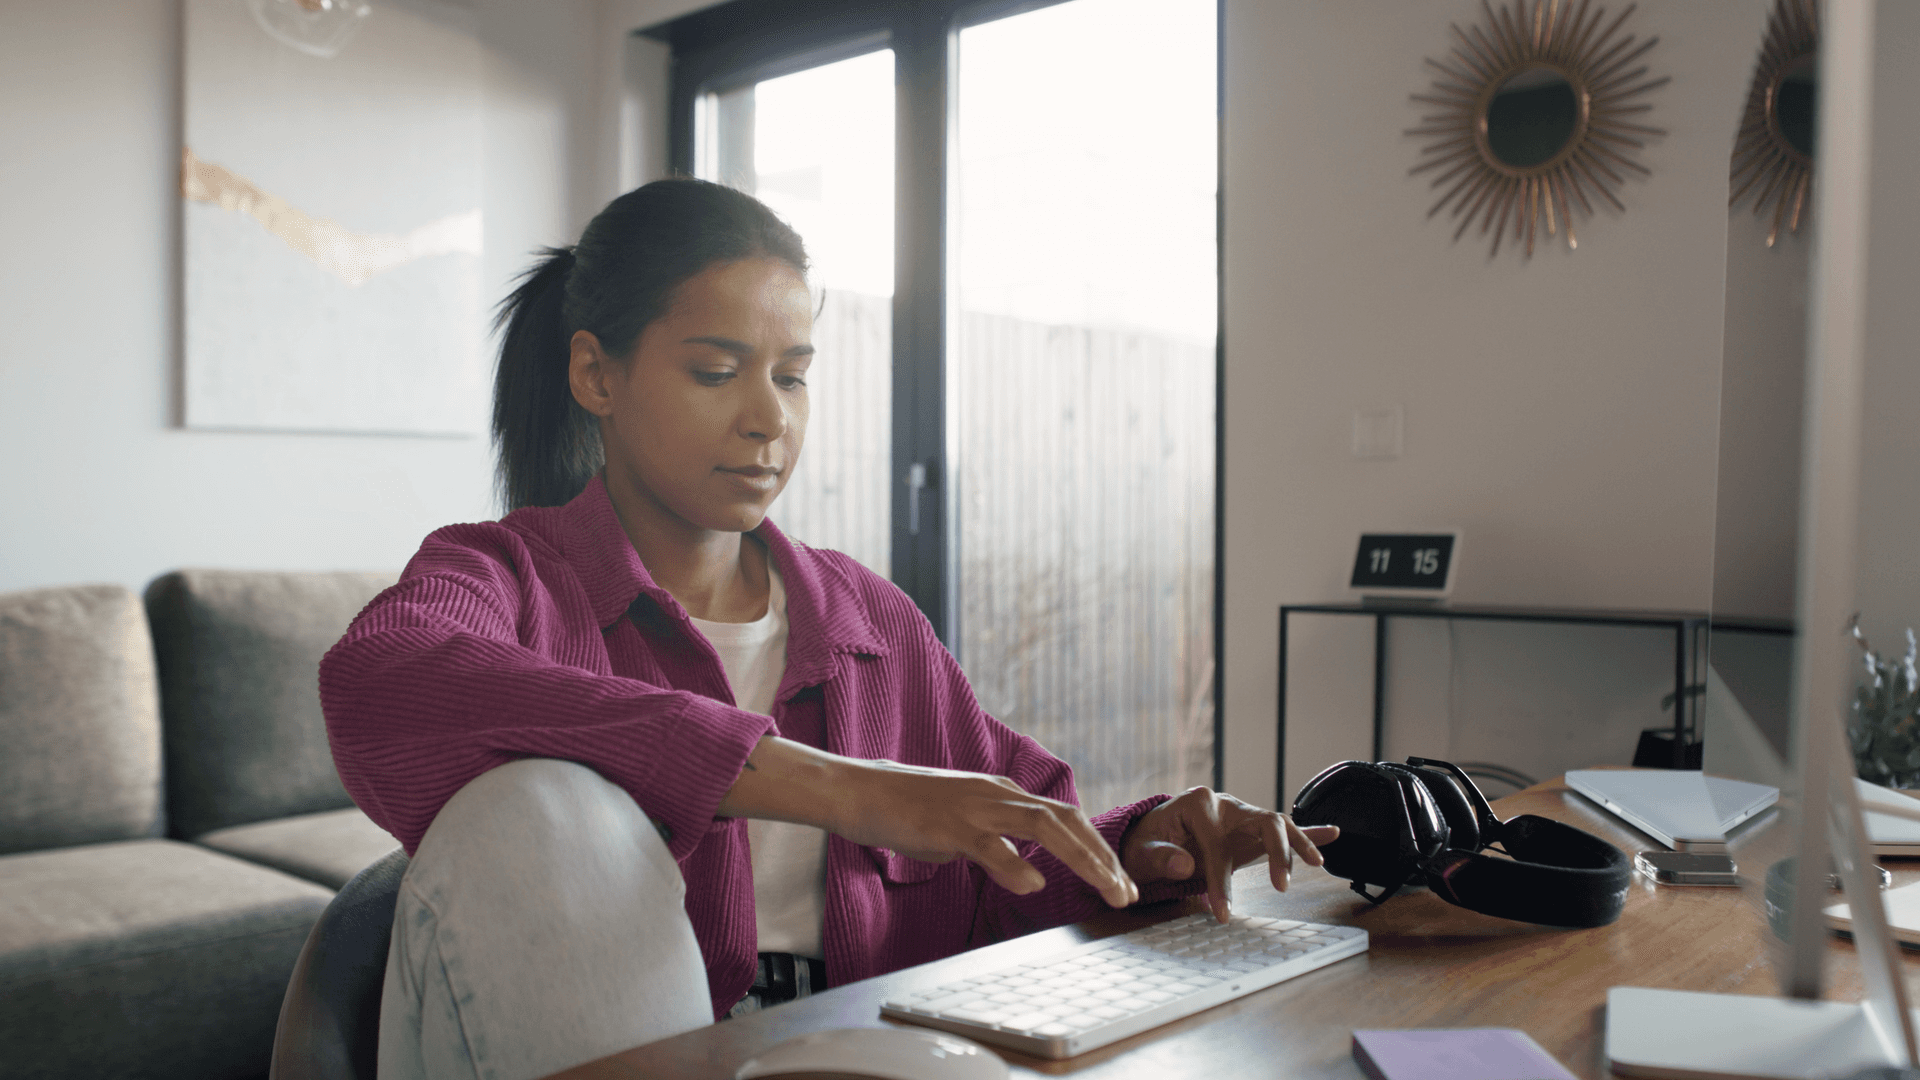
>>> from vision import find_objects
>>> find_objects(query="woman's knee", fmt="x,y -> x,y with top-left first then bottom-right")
412,758 -> 682,906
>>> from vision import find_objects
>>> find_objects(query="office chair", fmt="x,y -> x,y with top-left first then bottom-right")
270,847 -> 410,1080
1456,762 -> 1538,799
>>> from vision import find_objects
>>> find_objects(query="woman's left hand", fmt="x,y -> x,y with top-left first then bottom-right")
1120,787 -> 1340,923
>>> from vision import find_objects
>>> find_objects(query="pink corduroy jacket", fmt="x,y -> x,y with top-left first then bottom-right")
318,475 -> 1190,1020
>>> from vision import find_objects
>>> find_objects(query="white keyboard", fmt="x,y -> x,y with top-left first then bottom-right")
881,912 -> 1368,1059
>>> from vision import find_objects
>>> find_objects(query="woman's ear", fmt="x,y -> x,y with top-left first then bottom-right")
568,330 -> 617,417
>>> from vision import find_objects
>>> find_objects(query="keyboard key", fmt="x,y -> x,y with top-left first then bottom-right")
1063,1013 -> 1105,1029
1163,982 -> 1200,996
946,1007 -> 1009,1025
1035,1022 -> 1077,1038
1068,996 -> 1107,1012
1112,997 -> 1153,1012
1090,1005 -> 1127,1020
1139,989 -> 1175,1004
1004,1012 -> 1055,1033
915,992 -> 981,1013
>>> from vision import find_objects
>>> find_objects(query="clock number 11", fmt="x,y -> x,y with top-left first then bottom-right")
1369,548 -> 1390,573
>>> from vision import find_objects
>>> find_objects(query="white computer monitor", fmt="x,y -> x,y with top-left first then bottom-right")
1604,2 -> 1919,1073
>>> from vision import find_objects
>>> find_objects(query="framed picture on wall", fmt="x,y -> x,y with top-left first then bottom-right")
181,0 -> 483,436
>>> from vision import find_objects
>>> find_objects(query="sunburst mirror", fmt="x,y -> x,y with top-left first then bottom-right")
1409,0 -> 1668,258
1731,0 -> 1818,246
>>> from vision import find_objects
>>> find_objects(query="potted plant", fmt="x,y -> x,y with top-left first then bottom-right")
1848,617 -> 1920,788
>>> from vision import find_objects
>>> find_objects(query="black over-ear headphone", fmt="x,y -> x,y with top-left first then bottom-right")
1291,757 -> 1631,928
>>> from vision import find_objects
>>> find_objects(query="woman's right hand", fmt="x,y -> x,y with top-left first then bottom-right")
717,736 -> 1139,909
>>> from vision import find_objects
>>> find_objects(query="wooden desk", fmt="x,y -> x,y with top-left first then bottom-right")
554,777 -> 1912,1080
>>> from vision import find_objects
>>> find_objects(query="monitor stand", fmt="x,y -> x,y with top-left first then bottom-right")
1606,734 -> 1919,1078
1606,986 -> 1906,1079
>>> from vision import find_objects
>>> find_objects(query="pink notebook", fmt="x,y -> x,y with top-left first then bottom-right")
1352,1028 -> 1577,1080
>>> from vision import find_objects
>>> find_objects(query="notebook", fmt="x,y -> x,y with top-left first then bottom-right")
1352,1028 -> 1576,1080
1564,769 -> 1778,852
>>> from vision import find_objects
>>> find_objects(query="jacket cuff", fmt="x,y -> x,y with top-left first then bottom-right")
1094,793 -> 1209,906
635,693 -> 776,860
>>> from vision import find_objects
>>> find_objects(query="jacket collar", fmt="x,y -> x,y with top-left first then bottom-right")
556,475 -> 889,691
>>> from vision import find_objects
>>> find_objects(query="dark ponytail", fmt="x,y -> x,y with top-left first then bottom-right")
490,178 -> 809,512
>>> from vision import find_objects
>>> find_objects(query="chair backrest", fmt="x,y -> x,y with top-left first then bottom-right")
270,847 -> 410,1080
0,584 -> 165,855
146,569 -> 397,838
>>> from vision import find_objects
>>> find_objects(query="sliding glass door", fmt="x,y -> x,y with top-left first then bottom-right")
692,48 -> 896,576
658,0 -> 1218,810
950,0 -> 1217,814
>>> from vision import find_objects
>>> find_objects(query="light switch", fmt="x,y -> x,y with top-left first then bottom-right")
1351,405 -> 1404,460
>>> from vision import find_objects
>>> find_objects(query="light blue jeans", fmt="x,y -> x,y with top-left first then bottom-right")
378,759 -> 713,1080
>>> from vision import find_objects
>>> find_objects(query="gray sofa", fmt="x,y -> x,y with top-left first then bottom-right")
0,570 -> 403,1080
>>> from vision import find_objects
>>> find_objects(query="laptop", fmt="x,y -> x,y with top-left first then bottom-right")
1856,779 -> 1920,856
1564,769 -> 1779,852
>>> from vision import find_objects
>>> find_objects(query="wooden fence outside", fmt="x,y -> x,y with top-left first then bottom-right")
771,289 -> 1216,817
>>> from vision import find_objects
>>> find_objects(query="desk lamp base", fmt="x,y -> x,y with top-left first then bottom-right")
1607,987 -> 1907,1079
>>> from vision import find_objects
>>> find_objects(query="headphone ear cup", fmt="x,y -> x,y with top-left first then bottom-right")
1405,765 -> 1480,851
1373,763 -> 1452,859
1292,762 -> 1429,892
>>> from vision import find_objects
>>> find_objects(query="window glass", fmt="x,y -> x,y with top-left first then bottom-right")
699,49 -> 895,575
954,0 -> 1218,813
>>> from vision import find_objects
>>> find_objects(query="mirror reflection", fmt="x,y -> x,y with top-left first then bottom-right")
1484,65 -> 1580,170
1774,55 -> 1817,160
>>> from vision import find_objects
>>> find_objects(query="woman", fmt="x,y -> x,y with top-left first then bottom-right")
319,178 -> 1336,1080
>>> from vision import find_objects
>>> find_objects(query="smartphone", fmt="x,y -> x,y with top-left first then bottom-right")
1827,865 -> 1894,891
1635,851 -> 1740,887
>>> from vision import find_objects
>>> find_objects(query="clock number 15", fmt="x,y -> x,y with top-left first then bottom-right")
1371,547 -> 1441,575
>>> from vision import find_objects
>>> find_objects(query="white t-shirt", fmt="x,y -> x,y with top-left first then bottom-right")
687,564 -> 829,959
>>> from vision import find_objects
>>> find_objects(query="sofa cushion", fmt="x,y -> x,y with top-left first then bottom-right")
0,584 -> 164,856
196,805 -> 402,889
146,569 -> 398,838
0,838 -> 334,1080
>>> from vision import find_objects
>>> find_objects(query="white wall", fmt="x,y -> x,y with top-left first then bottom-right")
0,0 -> 695,597
1714,211 -> 1810,621
1222,1 -> 1770,805
1854,0 -> 1920,652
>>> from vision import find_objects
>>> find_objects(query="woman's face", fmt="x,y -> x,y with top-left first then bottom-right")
572,256 -> 813,537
